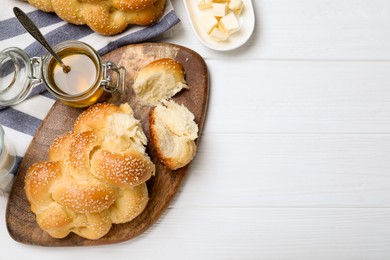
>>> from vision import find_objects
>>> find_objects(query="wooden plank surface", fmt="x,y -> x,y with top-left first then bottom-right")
1,0 -> 390,258
5,43 -> 209,246
2,199 -> 390,259
174,0 -> 390,60
203,60 -> 390,133
176,133 -> 390,207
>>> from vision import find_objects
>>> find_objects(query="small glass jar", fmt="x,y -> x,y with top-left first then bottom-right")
0,41 -> 125,108
0,125 -> 16,178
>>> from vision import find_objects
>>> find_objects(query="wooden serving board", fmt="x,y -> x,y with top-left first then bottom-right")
5,43 -> 209,246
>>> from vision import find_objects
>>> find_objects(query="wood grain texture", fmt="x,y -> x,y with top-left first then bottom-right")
5,43 -> 209,246
177,133 -> 390,208
203,60 -> 390,134
174,0 -> 390,60
2,0 -> 390,258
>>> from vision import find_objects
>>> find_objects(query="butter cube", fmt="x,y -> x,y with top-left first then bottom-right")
209,26 -> 228,41
212,3 -> 227,17
201,13 -> 219,34
229,0 -> 243,14
197,0 -> 212,9
220,12 -> 240,34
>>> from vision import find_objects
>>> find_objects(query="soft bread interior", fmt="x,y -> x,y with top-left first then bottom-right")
103,104 -> 147,153
150,100 -> 198,170
154,100 -> 198,139
133,58 -> 188,106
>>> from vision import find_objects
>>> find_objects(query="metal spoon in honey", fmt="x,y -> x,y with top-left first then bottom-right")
13,7 -> 71,73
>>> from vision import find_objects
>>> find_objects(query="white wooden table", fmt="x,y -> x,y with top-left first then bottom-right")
1,0 -> 390,259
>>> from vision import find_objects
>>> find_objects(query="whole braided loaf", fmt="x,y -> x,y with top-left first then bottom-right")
26,0 -> 166,35
24,103 -> 155,239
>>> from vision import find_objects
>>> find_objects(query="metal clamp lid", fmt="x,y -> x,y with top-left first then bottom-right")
101,61 -> 126,94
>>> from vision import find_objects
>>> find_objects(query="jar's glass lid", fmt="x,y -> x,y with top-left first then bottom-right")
0,47 -> 34,106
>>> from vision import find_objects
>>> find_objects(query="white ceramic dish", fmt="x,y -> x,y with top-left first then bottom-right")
183,0 -> 255,51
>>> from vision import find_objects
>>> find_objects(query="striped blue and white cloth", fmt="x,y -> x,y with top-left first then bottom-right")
0,0 -> 180,195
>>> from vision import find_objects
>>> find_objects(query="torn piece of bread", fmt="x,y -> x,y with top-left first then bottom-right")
73,103 -> 148,154
149,99 -> 198,170
132,58 -> 188,106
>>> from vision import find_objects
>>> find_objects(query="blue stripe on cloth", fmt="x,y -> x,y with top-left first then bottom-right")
0,10 -> 62,41
40,89 -> 55,100
0,107 -> 42,135
24,23 -> 94,57
0,1 -> 179,195
98,10 -> 181,56
0,2 -> 180,111
11,156 -> 23,176
28,83 -> 49,98
17,10 -> 180,102
24,10 -> 180,58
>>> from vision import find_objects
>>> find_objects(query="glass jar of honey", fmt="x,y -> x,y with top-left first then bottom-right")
0,41 -> 125,108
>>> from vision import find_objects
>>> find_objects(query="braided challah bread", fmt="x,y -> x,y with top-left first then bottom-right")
26,0 -> 166,35
24,102 -> 155,239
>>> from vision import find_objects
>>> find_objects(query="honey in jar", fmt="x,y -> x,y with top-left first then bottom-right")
0,40 -> 125,108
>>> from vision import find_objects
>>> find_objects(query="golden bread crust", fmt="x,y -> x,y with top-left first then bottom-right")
24,103 -> 154,239
91,149 -> 155,188
73,103 -> 120,137
109,183 -> 149,223
27,0 -> 166,35
25,161 -> 63,209
111,0 -> 159,11
51,180 -> 117,213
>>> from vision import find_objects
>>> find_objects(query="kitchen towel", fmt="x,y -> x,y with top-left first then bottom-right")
0,0 -> 180,195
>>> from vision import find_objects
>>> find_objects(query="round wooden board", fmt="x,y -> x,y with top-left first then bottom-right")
5,43 -> 209,246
